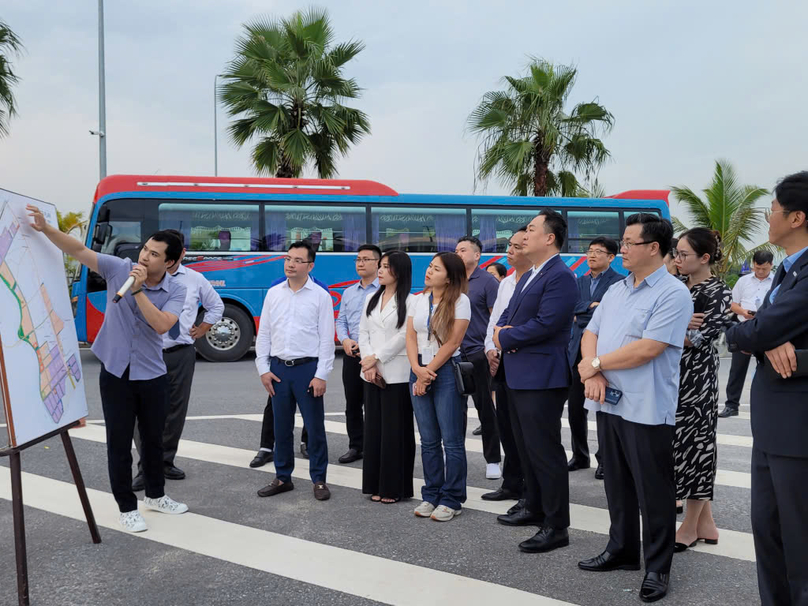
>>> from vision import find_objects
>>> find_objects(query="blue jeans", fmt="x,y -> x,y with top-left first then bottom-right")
410,358 -> 467,510
270,358 -> 328,484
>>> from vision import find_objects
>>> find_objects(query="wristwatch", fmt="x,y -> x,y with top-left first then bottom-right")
591,357 -> 601,370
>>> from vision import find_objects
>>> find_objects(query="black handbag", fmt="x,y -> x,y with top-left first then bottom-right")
452,359 -> 476,396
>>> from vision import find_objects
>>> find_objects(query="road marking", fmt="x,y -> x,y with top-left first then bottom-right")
0,469 -> 574,606
68,424 -> 757,562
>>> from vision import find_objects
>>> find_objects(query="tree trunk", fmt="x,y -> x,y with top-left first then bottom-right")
275,156 -> 295,179
533,147 -> 550,197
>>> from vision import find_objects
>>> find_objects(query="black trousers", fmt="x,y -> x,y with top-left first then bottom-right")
362,382 -> 416,499
493,371 -> 523,495
260,394 -> 308,449
464,349 -> 501,464
342,353 -> 365,452
99,365 -> 167,513
135,344 -> 196,469
598,412 -> 675,573
751,447 -> 808,606
725,350 -> 752,410
508,386 -> 570,529
567,357 -> 602,465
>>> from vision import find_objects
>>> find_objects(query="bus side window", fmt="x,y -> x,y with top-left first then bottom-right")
471,209 -> 536,253
264,205 -> 366,252
567,210 -> 620,253
371,207 -> 465,253
159,203 -> 259,252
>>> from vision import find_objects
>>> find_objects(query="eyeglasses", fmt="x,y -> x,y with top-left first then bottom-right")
355,256 -> 379,265
586,248 -> 610,256
673,250 -> 692,260
284,257 -> 312,265
619,240 -> 652,250
764,209 -> 791,222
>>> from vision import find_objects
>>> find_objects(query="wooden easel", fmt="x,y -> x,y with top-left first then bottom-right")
0,337 -> 101,606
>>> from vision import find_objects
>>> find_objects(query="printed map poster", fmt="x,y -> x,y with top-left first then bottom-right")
0,188 -> 88,448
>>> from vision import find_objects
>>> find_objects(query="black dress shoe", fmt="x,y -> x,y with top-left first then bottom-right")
497,508 -> 543,527
594,464 -> 604,480
472,425 -> 483,436
257,478 -> 294,497
519,526 -> 569,553
640,572 -> 670,602
163,464 -> 186,480
481,488 -> 520,501
718,406 -> 739,418
568,458 -> 591,472
578,550 -> 641,572
250,450 -> 274,468
132,472 -> 145,492
300,442 -> 309,459
338,448 -> 363,464
507,498 -> 526,515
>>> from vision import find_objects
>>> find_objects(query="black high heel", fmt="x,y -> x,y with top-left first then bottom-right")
674,540 -> 697,553
698,538 -> 719,545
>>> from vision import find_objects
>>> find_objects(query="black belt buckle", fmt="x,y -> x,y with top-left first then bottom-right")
284,359 -> 295,367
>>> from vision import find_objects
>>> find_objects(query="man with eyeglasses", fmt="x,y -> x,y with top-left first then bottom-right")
566,237 -> 621,480
576,214 -> 692,602
255,241 -> 336,501
335,244 -> 381,464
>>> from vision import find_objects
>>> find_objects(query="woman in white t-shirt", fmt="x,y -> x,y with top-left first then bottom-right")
406,252 -> 470,522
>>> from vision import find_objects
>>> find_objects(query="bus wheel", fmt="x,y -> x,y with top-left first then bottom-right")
195,304 -> 254,362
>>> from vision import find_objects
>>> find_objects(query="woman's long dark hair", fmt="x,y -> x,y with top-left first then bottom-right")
366,251 -> 412,329
429,252 -> 468,345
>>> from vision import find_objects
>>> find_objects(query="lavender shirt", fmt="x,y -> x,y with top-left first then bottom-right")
91,254 -> 186,380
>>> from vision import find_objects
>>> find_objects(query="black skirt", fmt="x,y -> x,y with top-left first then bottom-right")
361,381 -> 416,499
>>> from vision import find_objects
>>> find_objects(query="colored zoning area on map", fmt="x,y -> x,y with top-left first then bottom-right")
0,204 -> 80,423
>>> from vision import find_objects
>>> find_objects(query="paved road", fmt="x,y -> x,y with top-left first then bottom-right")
0,351 -> 759,605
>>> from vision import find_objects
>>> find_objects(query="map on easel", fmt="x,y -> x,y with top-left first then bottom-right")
0,188 -> 88,449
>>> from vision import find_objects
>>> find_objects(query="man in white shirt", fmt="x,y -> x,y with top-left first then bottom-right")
133,229 -> 224,490
482,227 -> 530,503
719,251 -> 774,418
255,241 -> 336,501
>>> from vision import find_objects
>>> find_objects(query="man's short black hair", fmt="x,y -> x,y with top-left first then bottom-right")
539,209 -> 567,250
357,244 -> 382,259
163,228 -> 185,248
775,171 -> 808,230
753,250 -> 774,265
146,230 -> 183,263
624,213 -> 673,258
588,236 -> 618,256
288,240 -> 316,262
457,236 -> 483,253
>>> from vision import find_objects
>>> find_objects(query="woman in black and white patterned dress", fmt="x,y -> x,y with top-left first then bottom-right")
672,228 -> 732,552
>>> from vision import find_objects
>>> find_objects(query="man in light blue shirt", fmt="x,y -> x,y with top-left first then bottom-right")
575,213 -> 692,603
335,244 -> 380,464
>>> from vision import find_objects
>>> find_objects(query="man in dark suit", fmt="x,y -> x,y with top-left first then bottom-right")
493,209 -> 577,554
725,171 -> 808,606
567,237 -> 621,478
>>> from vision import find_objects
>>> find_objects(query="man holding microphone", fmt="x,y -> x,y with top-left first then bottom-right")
28,205 -> 189,533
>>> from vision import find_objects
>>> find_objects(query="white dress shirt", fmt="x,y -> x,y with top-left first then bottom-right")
358,292 -> 414,384
163,265 -> 225,349
484,273 -> 518,353
522,253 -> 560,289
255,277 -> 336,380
731,271 -> 774,321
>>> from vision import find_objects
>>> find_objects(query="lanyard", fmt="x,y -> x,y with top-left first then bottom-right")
427,293 -> 434,342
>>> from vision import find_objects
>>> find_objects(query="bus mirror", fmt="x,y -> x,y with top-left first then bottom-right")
92,222 -> 112,248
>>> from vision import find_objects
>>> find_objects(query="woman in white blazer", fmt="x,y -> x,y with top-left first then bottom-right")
358,251 -> 416,503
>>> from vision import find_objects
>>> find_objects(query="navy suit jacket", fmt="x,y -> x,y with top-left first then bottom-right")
725,249 -> 808,458
567,267 -> 622,367
497,255 -> 578,390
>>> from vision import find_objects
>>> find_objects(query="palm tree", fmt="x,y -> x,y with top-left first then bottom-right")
0,20 -> 23,138
57,210 -> 85,235
468,58 -> 613,197
219,8 -> 370,178
671,160 -> 773,278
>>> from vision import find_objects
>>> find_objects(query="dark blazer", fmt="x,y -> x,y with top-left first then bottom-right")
725,249 -> 808,458
497,255 -> 577,391
567,267 -> 622,368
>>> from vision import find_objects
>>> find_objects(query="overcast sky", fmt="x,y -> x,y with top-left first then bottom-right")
1,0 -> 805,244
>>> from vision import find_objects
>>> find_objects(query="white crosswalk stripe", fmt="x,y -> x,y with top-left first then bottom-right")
68,423 -> 756,563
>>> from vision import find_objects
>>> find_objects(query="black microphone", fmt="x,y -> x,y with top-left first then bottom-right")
112,276 -> 136,303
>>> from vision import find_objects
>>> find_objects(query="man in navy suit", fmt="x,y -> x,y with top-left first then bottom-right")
725,172 -> 808,606
493,209 -> 578,554
567,237 -> 622,478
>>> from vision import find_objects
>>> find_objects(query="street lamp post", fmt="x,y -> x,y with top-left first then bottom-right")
213,73 -> 225,176
96,0 -> 107,180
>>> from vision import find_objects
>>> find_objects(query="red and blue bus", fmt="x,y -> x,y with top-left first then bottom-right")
72,175 -> 670,362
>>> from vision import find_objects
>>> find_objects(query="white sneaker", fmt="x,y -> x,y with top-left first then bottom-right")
143,495 -> 189,515
430,505 -> 461,522
486,462 -> 502,480
414,501 -> 436,517
119,510 -> 147,533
